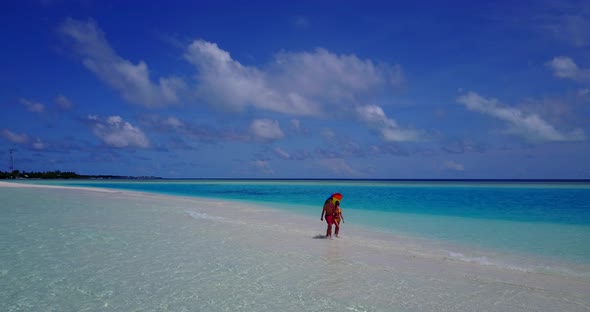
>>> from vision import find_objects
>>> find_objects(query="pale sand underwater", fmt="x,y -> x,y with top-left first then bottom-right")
1,181 -> 589,311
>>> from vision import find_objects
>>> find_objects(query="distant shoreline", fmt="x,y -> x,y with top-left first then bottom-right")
2,177 -> 589,182
0,170 -> 162,180
161,178 -> 590,182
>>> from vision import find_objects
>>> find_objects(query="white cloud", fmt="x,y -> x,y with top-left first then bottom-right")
536,3 -> 590,47
59,18 -> 185,107
546,56 -> 590,84
184,40 -> 403,116
356,104 -> 398,127
55,95 -> 73,110
19,98 -> 44,113
185,40 -> 319,115
32,138 -> 47,150
249,119 -> 284,141
0,130 -> 47,150
444,160 -> 465,171
546,56 -> 579,79
291,119 -> 301,131
1,129 -> 29,144
318,158 -> 360,176
442,139 -> 485,154
274,147 -> 290,159
163,117 -> 184,128
320,128 -> 335,139
88,115 -> 150,148
289,118 -> 309,135
253,160 -> 274,174
356,104 -> 423,142
457,91 -> 585,142
272,48 -> 404,101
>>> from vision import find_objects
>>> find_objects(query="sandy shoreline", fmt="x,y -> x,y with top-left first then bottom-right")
0,180 -> 121,192
1,181 -> 589,311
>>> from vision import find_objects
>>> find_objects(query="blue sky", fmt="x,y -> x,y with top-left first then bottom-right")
1,0 -> 589,178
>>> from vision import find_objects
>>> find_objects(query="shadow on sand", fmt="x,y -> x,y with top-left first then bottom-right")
312,234 -> 328,239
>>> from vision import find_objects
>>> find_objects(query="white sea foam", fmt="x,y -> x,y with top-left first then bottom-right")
0,180 -> 120,193
446,251 -> 590,280
445,251 -> 536,274
186,211 -> 225,221
447,251 -> 494,266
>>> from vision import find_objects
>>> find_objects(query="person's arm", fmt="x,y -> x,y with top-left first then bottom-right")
321,206 -> 325,221
341,210 -> 344,223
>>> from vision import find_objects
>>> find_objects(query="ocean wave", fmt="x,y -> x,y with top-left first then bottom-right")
446,251 -> 590,280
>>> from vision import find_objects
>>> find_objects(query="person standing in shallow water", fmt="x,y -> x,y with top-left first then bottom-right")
321,197 -> 336,238
333,201 -> 344,237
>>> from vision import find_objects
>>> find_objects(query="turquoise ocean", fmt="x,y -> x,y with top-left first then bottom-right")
3,179 -> 590,311
17,179 -> 590,277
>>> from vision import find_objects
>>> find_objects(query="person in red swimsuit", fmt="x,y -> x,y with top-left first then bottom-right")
321,197 -> 336,238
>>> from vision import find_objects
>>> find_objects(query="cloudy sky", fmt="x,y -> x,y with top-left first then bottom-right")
1,1 -> 589,178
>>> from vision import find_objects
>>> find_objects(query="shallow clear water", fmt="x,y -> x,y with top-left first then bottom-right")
1,184 -> 589,311
17,179 -> 590,266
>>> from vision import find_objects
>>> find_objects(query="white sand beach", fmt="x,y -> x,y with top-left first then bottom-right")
1,181 -> 589,311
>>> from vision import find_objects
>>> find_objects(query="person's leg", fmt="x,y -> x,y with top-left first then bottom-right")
334,221 -> 340,237
325,216 -> 334,237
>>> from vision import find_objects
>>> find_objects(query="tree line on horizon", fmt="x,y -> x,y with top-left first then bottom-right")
0,170 -> 81,179
0,170 -> 161,180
